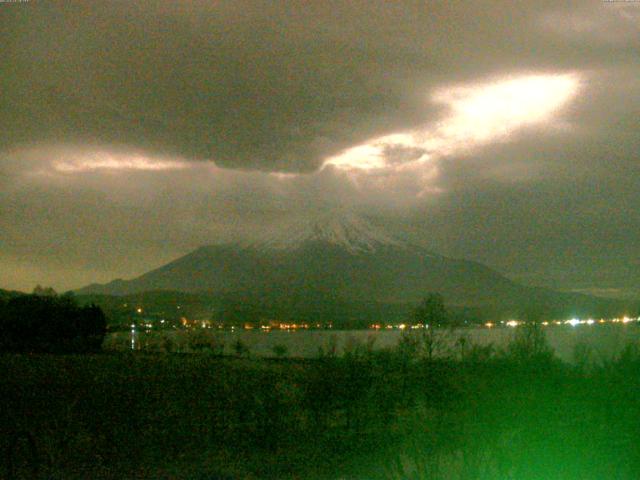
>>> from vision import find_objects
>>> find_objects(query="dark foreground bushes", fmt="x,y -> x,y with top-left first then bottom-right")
2,326 -> 640,479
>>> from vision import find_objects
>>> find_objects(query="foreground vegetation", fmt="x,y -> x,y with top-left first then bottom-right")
2,325 -> 640,479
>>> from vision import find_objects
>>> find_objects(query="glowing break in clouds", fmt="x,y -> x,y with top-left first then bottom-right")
15,72 -> 579,205
323,73 -> 581,173
52,152 -> 189,173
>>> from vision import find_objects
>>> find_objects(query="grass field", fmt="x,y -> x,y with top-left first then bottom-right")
2,330 -> 640,479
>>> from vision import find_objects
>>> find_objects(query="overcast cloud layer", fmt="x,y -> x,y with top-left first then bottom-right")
1,1 -> 639,296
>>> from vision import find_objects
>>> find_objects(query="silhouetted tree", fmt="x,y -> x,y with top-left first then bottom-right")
0,294 -> 106,353
414,293 -> 450,360
504,322 -> 554,363
414,293 -> 448,327
32,285 -> 57,297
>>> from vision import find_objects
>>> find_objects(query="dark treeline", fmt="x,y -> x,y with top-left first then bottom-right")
73,289 -> 639,331
0,293 -> 106,354
3,286 -> 635,331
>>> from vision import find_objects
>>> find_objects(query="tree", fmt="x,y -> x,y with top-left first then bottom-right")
32,285 -> 57,297
504,322 -> 554,363
413,293 -> 450,360
414,293 -> 448,328
0,294 -> 107,353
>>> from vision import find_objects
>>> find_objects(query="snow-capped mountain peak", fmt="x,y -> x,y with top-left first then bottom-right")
242,211 -> 406,253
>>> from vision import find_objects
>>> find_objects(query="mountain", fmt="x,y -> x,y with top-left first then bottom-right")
78,213 -> 630,321
240,211 -> 406,253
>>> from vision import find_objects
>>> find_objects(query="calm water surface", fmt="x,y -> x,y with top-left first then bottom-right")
106,323 -> 640,363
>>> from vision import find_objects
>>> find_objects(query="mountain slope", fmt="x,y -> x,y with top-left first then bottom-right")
77,214 -> 625,319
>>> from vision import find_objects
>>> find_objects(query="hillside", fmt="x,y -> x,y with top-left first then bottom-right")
77,214 -> 630,322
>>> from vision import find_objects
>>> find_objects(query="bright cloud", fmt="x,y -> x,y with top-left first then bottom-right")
52,152 -> 189,173
323,73 -> 581,174
12,72 -> 581,206
434,73 -> 580,143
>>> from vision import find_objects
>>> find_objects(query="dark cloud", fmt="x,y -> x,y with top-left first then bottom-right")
3,1 -> 636,171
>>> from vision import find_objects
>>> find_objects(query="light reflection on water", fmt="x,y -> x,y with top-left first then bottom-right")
105,323 -> 640,363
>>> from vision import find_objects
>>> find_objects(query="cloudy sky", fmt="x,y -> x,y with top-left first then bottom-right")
1,0 -> 639,296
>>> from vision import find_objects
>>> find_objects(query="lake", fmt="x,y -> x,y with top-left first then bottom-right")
105,322 -> 640,363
